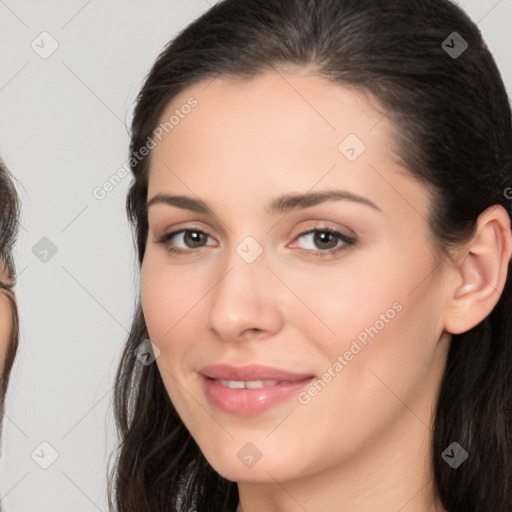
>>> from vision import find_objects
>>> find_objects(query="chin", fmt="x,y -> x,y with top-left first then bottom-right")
201,443 -> 303,484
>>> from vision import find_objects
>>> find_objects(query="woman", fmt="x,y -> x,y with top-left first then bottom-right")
0,158 -> 20,433
110,0 -> 512,511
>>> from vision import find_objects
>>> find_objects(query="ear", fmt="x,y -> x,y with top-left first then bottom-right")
444,205 -> 512,335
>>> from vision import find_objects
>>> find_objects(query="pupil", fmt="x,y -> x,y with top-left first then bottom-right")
186,231 -> 203,247
315,230 -> 336,249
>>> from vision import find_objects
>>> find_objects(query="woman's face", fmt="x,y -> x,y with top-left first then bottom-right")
0,267 -> 14,376
141,69 -> 455,483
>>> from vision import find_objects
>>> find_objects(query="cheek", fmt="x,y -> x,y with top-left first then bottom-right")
282,249 -> 405,351
140,259 -> 199,420
315,258 -> 443,413
140,263 -> 165,341
297,242 -> 441,376
140,256 -> 200,342
0,295 -> 13,375
140,255 -> 214,398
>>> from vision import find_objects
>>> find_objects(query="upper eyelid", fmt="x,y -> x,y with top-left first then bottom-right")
160,224 -> 217,240
148,212 -> 228,239
159,222 -> 350,235
154,217 -> 354,235
167,228 -> 217,244
151,220 -> 210,237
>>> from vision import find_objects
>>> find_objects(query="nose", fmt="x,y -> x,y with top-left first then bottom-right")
206,247 -> 283,343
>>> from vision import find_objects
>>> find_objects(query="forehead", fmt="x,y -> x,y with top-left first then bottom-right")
152,68 -> 398,161
146,69 -> 429,221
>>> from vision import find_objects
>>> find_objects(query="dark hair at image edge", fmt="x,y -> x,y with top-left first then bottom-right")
0,157 -> 21,436
109,1 -> 512,510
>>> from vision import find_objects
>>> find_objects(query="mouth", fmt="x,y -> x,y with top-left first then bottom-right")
198,364 -> 315,416
199,363 -> 314,381
211,378 -> 303,389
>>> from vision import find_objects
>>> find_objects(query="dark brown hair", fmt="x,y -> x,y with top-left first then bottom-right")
110,1 -> 512,510
0,157 -> 20,433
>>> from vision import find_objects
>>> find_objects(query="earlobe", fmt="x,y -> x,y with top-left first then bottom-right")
444,205 -> 512,335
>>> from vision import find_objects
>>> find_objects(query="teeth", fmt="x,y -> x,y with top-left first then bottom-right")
216,379 -> 280,389
246,380 -> 279,388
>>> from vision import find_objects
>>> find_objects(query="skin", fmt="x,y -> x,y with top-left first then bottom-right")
140,67 -> 511,512
0,266 -> 13,376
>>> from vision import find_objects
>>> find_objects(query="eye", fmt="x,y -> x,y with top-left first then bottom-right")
155,228 -> 217,254
292,228 -> 356,257
155,226 -> 356,258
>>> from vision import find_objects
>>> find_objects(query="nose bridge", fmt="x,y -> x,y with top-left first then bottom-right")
206,235 -> 281,341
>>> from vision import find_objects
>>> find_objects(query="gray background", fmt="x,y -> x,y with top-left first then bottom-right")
0,0 -> 511,510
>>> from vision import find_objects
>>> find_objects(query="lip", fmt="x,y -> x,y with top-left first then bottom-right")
198,364 -> 315,416
199,363 -> 314,381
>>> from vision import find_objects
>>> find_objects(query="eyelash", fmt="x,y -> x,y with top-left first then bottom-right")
155,226 -> 356,258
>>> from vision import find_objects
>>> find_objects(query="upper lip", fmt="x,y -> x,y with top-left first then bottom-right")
199,364 -> 314,382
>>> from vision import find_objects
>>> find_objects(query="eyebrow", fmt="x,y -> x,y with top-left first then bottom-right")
146,190 -> 382,215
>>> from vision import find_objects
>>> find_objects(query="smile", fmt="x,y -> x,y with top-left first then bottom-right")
213,379 -> 296,389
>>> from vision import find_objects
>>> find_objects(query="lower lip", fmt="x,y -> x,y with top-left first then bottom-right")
200,375 -> 315,416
